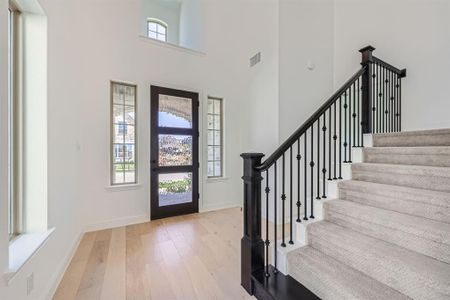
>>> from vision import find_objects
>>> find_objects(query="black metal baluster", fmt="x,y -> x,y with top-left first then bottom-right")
391,71 -> 394,132
382,67 -> 386,133
273,161 -> 278,273
388,71 -> 391,132
396,74 -> 400,132
353,81 -> 357,148
338,97 -> 343,179
387,70 -> 391,132
380,64 -> 383,133
358,77 -> 362,147
343,92 -> 348,163
322,113 -> 327,198
316,119 -> 320,200
372,66 -> 376,134
310,125 -> 315,219
372,63 -> 380,133
303,131 -> 308,221
264,170 -> 270,277
281,154 -> 286,247
385,68 -> 388,133
348,86 -> 352,163
399,77 -> 402,131
377,63 -> 381,133
392,73 -> 398,132
328,107 -> 332,180
296,138 -> 301,223
334,103 -> 338,180
289,147 -> 293,245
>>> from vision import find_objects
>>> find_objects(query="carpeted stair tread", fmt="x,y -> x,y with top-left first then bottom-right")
373,128 -> 450,147
308,221 -> 450,300
324,199 -> 450,263
363,146 -> 450,167
287,246 -> 411,300
352,163 -> 450,193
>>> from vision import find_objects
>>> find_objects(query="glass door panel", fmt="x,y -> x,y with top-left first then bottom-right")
150,86 -> 199,220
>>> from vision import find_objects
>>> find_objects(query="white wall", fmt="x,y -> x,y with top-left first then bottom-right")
2,0 -> 450,299
0,0 -> 83,299
278,0 -> 450,140
179,0 -> 204,51
140,0 -> 181,45
334,0 -> 450,131
247,0 -> 279,154
0,0 -> 280,298
278,0 -> 334,141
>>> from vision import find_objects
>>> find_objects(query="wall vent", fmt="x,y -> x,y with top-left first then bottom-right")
250,52 -> 261,67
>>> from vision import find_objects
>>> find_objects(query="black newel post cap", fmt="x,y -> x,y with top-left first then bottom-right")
400,68 -> 407,78
359,45 -> 376,53
241,153 -> 265,159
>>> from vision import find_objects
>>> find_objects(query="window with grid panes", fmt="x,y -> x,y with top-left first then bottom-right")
207,97 -> 223,177
147,19 -> 167,42
111,82 -> 137,185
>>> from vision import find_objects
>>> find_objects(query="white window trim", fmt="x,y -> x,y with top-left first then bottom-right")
206,96 -> 226,179
147,18 -> 168,42
8,1 -> 23,241
110,81 -> 138,186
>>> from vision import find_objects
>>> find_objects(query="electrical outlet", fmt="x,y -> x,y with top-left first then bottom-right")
27,273 -> 34,296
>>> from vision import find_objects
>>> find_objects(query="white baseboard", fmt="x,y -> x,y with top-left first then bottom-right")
199,202 -> 241,213
42,230 -> 83,300
84,214 -> 150,232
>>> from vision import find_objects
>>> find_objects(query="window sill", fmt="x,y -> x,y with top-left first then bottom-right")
206,176 -> 229,183
106,183 -> 142,192
5,227 -> 55,284
138,35 -> 206,57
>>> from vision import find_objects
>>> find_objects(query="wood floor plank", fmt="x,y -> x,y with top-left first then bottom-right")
53,232 -> 97,300
157,240 -> 198,299
75,230 -> 112,300
184,255 -> 226,300
125,224 -> 148,300
100,227 -> 126,300
54,207 -> 254,300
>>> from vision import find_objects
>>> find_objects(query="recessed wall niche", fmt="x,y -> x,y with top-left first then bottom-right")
140,0 -> 205,52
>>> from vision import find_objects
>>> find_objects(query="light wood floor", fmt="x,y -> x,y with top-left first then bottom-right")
53,208 -> 255,300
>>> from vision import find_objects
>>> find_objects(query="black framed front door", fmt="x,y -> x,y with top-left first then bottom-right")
150,86 -> 199,220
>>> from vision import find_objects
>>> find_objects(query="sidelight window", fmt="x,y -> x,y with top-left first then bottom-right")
111,82 -> 137,185
207,97 -> 223,178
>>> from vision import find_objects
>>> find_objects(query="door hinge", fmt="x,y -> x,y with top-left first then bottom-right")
198,193 -> 200,199
197,101 -> 200,107
198,162 -> 200,168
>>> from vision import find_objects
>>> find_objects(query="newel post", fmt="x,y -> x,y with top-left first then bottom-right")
359,45 -> 375,134
240,153 -> 265,295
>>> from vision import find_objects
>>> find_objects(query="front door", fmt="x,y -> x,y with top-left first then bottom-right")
150,86 -> 199,220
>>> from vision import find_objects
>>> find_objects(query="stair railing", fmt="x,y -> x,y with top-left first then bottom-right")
241,46 -> 407,295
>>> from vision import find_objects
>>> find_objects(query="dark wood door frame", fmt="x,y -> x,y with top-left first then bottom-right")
150,85 -> 199,220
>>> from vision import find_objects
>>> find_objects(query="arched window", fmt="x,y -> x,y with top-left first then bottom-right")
147,19 -> 167,42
